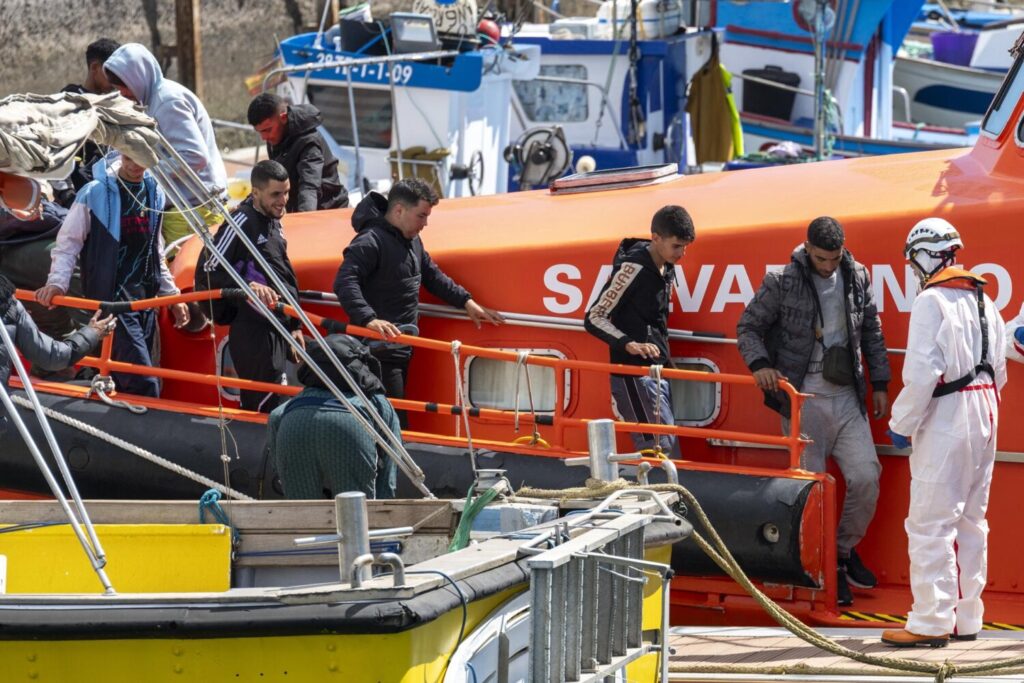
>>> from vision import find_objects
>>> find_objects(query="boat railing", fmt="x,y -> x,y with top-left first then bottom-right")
13,287 -> 809,470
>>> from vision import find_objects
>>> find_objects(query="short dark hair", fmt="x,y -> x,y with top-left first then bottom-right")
651,205 -> 695,241
387,178 -> 439,211
807,216 -> 845,250
247,92 -> 286,126
104,68 -> 125,87
86,38 -> 120,66
251,160 -> 289,188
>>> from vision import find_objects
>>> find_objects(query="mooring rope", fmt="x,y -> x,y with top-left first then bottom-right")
515,477 -> 1024,682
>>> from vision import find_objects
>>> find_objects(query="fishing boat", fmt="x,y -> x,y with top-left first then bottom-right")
717,0 -> 975,157
0,486 -> 685,681
7,30 -> 1024,638
271,24 -> 541,198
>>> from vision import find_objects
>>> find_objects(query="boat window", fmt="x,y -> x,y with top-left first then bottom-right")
513,65 -> 589,122
668,359 -> 721,427
308,84 -> 393,149
983,58 -> 1024,138
467,351 -> 568,412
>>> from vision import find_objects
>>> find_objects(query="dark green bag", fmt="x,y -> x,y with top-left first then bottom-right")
822,345 -> 854,386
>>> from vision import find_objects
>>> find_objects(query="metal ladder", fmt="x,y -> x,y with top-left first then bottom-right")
527,509 -> 675,682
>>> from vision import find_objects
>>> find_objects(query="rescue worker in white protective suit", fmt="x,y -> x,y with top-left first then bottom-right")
881,218 -> 1007,648
1004,303 -> 1024,363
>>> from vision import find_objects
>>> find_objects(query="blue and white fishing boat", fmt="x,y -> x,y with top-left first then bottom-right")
275,20 -> 541,198
715,0 -> 974,157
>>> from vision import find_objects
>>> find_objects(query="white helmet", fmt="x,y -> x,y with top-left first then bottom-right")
905,217 -> 963,283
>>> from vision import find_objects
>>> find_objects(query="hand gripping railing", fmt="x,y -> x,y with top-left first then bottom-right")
140,133 -> 433,498
15,284 -> 808,475
0,320 -> 114,593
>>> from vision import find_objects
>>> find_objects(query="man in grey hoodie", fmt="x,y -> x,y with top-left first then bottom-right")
103,43 -> 227,246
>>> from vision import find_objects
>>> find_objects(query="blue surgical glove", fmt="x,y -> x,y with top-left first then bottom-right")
1015,326 -> 1024,346
886,429 -> 911,450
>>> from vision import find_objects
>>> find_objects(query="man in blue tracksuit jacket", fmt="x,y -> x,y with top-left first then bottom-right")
37,157 -> 189,396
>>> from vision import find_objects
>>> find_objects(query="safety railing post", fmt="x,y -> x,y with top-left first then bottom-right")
587,419 -> 619,482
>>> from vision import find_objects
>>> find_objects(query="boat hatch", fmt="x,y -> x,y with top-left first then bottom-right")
549,163 -> 678,195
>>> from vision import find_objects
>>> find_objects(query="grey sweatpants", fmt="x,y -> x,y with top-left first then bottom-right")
783,388 -> 881,555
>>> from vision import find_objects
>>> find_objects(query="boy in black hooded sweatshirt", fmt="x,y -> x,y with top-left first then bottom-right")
585,205 -> 696,456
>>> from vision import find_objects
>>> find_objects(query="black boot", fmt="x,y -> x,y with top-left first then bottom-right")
837,567 -> 853,607
840,548 -> 877,589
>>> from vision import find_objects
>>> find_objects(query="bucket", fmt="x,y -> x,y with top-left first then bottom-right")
930,31 -> 979,67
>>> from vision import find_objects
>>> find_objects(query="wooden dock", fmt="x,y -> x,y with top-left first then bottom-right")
668,627 -> 1024,682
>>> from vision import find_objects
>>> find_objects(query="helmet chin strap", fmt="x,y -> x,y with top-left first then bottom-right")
909,249 -> 957,287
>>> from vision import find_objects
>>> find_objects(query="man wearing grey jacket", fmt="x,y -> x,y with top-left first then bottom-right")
0,273 -> 112,432
737,217 -> 891,607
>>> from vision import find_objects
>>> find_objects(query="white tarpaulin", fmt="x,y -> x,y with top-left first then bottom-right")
0,91 -> 163,179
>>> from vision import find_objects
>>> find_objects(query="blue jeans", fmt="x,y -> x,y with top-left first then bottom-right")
610,375 -> 678,456
111,309 -> 160,398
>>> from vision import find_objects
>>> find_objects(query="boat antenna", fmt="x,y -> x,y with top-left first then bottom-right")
798,0 -> 837,160
626,0 -> 646,146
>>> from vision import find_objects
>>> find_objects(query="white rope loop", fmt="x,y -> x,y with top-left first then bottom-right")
450,339 -> 478,474
87,375 -> 147,415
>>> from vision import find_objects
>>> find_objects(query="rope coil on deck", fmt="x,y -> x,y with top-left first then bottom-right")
515,477 -> 1024,682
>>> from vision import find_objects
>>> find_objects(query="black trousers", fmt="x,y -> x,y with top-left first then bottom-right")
230,308 -> 287,413
378,358 -> 409,428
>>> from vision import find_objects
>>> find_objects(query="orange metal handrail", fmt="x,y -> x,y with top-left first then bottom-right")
13,289 -> 808,467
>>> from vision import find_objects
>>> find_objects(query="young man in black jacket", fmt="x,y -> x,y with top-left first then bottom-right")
585,205 -> 695,456
197,160 -> 303,413
334,179 -> 503,416
247,93 -> 348,213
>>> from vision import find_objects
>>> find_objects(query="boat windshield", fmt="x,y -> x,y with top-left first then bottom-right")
983,57 -> 1024,138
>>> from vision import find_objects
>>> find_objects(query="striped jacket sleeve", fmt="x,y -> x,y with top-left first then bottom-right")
584,262 -> 642,351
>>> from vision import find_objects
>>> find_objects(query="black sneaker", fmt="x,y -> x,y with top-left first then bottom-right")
840,548 -> 877,589
837,568 -> 853,606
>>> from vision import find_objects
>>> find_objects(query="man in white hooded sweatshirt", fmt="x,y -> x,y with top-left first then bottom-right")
103,43 -> 227,246
882,218 -> 1007,648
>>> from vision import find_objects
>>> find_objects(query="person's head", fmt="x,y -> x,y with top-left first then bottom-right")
905,217 -> 963,286
805,216 -> 845,278
118,156 -> 146,183
385,178 -> 440,240
649,205 -> 695,267
247,93 -> 289,146
85,38 -> 120,94
103,43 -> 163,104
297,334 -> 384,395
250,160 -> 290,219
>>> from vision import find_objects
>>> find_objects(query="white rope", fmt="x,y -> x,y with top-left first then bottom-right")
11,394 -> 255,501
86,375 -> 147,415
649,364 -> 664,454
450,340 -> 478,474
513,351 -> 527,433
513,350 -> 542,444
